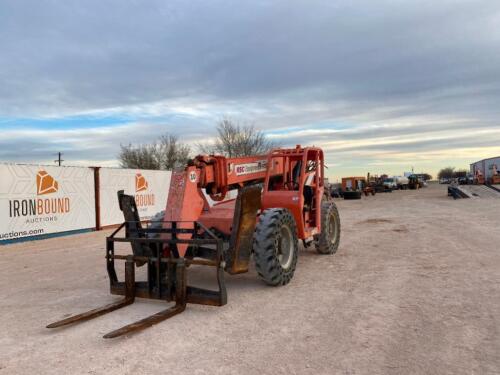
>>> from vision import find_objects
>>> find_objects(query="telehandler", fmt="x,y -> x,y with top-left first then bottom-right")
47,146 -> 341,338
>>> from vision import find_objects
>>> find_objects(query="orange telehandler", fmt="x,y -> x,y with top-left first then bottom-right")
47,145 -> 341,338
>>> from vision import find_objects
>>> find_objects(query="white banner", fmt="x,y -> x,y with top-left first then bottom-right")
0,164 -> 96,241
99,168 -> 171,227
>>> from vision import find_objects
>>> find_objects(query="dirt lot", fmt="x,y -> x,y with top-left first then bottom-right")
1,183 -> 499,375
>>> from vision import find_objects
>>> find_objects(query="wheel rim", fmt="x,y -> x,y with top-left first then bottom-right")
277,225 -> 293,269
328,213 -> 338,245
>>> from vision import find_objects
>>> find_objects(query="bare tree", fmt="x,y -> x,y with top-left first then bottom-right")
119,134 -> 190,170
118,143 -> 161,170
159,134 -> 191,170
199,118 -> 275,157
421,173 -> 432,181
438,167 -> 455,180
453,169 -> 468,178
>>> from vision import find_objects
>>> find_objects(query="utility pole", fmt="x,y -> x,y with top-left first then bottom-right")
54,152 -> 64,166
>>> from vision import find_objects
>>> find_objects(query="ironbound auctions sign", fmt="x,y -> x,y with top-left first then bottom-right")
99,168 -> 171,227
0,164 -> 95,241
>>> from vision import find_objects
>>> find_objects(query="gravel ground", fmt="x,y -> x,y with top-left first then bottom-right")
1,183 -> 499,375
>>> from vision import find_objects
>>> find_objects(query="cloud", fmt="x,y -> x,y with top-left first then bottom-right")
0,0 -> 499,178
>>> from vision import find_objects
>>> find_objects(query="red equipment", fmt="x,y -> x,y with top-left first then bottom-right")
47,145 -> 341,338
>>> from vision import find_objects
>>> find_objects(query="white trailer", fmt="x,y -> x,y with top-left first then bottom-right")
395,176 -> 409,189
383,176 -> 409,190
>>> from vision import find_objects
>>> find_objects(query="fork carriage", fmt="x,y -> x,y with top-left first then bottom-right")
47,187 -> 255,338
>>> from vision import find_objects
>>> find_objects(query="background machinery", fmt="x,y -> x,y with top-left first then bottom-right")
408,174 -> 420,189
340,176 -> 365,199
363,173 -> 377,196
47,146 -> 341,338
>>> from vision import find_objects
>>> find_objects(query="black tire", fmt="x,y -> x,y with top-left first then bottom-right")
343,191 -> 362,200
314,202 -> 341,254
147,210 -> 165,239
126,210 -> 166,267
133,210 -> 167,280
147,210 -> 166,267
253,208 -> 298,286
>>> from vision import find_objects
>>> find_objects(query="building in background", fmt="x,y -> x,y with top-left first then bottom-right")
470,156 -> 500,183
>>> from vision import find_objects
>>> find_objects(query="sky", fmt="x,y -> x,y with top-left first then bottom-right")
1,0 -> 499,181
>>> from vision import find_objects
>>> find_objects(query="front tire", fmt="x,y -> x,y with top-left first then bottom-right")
147,210 -> 166,239
314,202 -> 341,254
253,208 -> 298,286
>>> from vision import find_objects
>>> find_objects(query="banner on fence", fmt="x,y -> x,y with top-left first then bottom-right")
0,164 -> 96,241
98,168 -> 171,227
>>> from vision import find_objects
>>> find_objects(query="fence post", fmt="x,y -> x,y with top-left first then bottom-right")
93,167 -> 101,230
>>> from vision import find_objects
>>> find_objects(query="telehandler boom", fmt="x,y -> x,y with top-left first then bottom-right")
47,145 -> 341,338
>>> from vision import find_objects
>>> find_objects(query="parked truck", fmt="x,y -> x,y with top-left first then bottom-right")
382,176 -> 409,190
382,177 -> 397,190
395,176 -> 409,189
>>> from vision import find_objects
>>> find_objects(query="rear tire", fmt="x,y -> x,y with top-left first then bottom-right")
314,202 -> 341,254
253,208 -> 298,286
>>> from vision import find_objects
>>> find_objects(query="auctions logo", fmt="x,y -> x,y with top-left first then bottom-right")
8,170 -> 70,222
135,173 -> 148,192
37,170 -> 59,195
135,173 -> 154,207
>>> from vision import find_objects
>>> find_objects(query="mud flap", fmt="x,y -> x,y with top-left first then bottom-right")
225,185 -> 262,274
